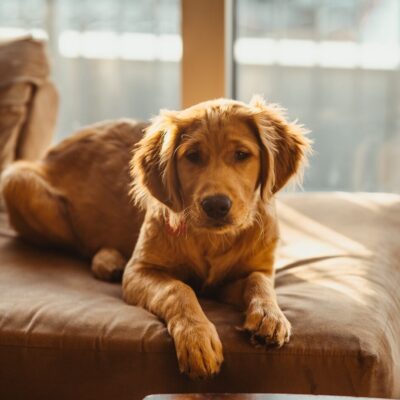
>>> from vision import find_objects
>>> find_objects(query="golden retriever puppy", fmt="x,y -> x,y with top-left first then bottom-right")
1,96 -> 310,379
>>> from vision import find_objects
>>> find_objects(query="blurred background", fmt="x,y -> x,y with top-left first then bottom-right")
1,0 -> 399,192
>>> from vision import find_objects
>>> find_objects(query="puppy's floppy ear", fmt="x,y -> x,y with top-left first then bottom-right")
249,95 -> 311,197
130,110 -> 184,212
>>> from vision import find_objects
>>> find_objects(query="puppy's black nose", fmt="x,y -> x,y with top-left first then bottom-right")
201,195 -> 232,220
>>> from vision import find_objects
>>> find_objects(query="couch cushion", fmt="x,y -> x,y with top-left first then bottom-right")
0,193 -> 399,400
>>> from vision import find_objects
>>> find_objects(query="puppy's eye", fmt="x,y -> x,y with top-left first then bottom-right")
185,150 -> 202,164
234,150 -> 251,162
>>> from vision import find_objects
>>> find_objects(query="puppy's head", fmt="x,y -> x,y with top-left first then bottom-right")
131,96 -> 311,234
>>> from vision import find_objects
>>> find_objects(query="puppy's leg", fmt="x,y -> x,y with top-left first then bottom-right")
1,161 -> 75,247
123,264 -> 223,379
92,247 -> 126,282
219,272 -> 291,347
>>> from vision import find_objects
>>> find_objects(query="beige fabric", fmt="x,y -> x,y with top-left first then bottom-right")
0,37 -> 58,173
0,192 -> 399,399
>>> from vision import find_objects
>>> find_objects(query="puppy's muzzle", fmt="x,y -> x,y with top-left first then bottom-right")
201,195 -> 232,220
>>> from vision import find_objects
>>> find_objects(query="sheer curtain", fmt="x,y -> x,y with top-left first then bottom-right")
235,0 -> 400,193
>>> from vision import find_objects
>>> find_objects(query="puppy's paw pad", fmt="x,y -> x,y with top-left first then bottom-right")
91,247 -> 126,282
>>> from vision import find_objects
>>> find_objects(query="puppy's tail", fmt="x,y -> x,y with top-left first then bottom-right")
1,161 -> 75,247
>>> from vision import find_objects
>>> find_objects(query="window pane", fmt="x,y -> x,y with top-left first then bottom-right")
0,0 -> 181,141
235,0 -> 400,193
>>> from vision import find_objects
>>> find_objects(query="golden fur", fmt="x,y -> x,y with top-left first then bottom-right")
1,96 -> 311,378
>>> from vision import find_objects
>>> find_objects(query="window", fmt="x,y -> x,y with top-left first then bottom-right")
0,0 -> 181,141
235,0 -> 400,192
2,0 -> 399,193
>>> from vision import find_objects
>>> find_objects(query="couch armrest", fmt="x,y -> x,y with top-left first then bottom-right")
0,36 -> 58,171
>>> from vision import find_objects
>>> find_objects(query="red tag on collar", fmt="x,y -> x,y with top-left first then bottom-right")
165,220 -> 187,237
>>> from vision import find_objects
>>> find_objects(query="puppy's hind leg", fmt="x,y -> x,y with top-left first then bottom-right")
91,248 -> 127,282
1,161 -> 75,248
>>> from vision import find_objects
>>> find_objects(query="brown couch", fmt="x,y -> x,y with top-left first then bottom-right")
0,192 -> 399,400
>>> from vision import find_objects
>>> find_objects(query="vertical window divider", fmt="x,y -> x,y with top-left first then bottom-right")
181,0 -> 226,108
225,0 -> 235,99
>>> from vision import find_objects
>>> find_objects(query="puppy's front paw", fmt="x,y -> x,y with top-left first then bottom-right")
170,319 -> 224,379
244,301 -> 291,348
